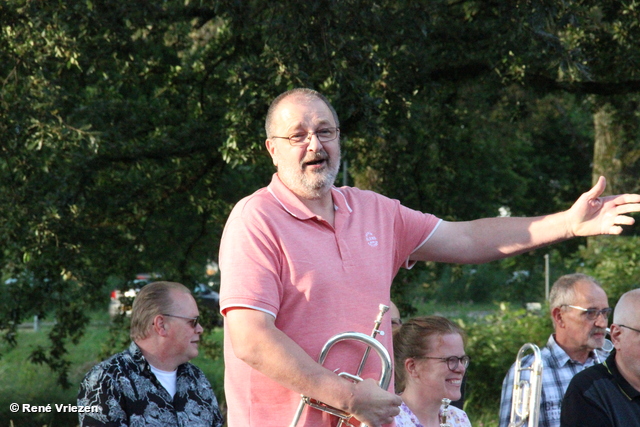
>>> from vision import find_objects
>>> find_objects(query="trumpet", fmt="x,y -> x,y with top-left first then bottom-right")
290,304 -> 393,427
439,398 -> 452,427
508,343 -> 543,427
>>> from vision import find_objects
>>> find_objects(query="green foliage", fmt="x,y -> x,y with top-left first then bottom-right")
0,0 -> 265,382
575,236 -> 640,304
394,247 -> 580,309
460,304 -> 552,422
426,262 -> 536,305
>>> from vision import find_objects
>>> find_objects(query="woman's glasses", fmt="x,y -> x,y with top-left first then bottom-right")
419,355 -> 470,371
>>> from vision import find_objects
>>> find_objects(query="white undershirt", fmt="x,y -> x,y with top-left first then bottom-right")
149,364 -> 177,398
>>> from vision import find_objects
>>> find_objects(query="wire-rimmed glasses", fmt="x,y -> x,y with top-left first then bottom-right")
270,127 -> 340,146
562,305 -> 612,321
618,324 -> 640,334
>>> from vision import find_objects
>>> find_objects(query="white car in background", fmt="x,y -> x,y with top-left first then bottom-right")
109,273 -> 220,324
109,274 -> 157,320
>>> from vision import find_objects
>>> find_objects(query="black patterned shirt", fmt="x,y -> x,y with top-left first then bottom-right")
78,342 -> 223,427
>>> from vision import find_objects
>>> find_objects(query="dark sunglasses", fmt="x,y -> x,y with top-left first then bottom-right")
162,313 -> 199,328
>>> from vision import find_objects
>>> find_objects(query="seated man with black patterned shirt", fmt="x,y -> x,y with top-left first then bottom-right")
78,281 -> 223,427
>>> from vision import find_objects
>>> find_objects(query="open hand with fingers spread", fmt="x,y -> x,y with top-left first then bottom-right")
566,176 -> 640,237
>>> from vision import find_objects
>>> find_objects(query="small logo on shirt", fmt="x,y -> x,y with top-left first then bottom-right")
365,232 -> 378,247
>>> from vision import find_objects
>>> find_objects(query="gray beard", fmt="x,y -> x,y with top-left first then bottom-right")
278,152 -> 341,200
300,164 -> 339,199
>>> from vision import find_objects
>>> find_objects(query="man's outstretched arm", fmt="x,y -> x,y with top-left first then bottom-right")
412,176 -> 640,264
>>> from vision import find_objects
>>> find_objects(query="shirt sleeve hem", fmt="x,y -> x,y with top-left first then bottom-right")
221,303 -> 277,319
405,218 -> 443,269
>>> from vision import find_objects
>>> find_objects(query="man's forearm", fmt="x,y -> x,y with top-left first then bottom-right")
413,212 -> 571,264
225,308 -> 401,425
226,308 -> 360,412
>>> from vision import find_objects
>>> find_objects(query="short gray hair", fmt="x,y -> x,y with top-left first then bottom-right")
130,281 -> 191,341
549,273 -> 602,310
265,88 -> 340,138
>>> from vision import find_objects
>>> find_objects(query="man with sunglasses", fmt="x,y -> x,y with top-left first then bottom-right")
561,288 -> 640,427
78,281 -> 223,426
220,88 -> 640,427
499,273 -> 611,427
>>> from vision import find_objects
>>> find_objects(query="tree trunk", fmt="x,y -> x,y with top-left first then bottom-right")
592,103 -> 623,195
590,100 -> 640,245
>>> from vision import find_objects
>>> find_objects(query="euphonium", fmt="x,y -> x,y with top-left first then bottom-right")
508,343 -> 543,427
595,327 -> 614,363
289,304 -> 393,427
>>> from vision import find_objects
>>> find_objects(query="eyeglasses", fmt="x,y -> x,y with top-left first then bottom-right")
562,305 -> 612,321
271,127 -> 340,146
419,355 -> 470,371
618,324 -> 640,334
391,317 -> 403,328
162,313 -> 199,328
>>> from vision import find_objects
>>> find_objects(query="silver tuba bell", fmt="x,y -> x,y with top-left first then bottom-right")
508,343 -> 543,427
289,304 -> 393,427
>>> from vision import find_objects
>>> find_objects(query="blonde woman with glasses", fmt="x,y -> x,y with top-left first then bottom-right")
393,316 -> 471,427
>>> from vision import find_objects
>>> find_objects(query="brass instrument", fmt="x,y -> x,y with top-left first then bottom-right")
595,327 -> 613,363
508,343 -> 543,427
439,398 -> 452,427
289,304 -> 393,427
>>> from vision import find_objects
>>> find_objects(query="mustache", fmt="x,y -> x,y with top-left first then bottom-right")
591,327 -> 607,335
302,151 -> 329,164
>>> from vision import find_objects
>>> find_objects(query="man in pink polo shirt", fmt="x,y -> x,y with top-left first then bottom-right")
219,88 -> 640,427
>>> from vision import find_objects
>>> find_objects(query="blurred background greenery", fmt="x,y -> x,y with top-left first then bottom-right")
2,0 -> 640,425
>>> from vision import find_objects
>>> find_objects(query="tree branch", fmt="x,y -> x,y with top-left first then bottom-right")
526,73 -> 640,96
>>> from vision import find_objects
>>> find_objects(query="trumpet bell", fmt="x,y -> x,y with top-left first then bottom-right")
290,332 -> 392,427
290,305 -> 392,427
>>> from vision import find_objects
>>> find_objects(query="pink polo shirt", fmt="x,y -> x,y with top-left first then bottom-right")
219,174 -> 441,427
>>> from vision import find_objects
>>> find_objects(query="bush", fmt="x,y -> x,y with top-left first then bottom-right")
402,257 -> 552,310
459,303 -> 552,424
575,236 -> 640,304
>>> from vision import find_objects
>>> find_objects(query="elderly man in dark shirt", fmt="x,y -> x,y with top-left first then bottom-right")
78,281 -> 224,427
561,288 -> 640,427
